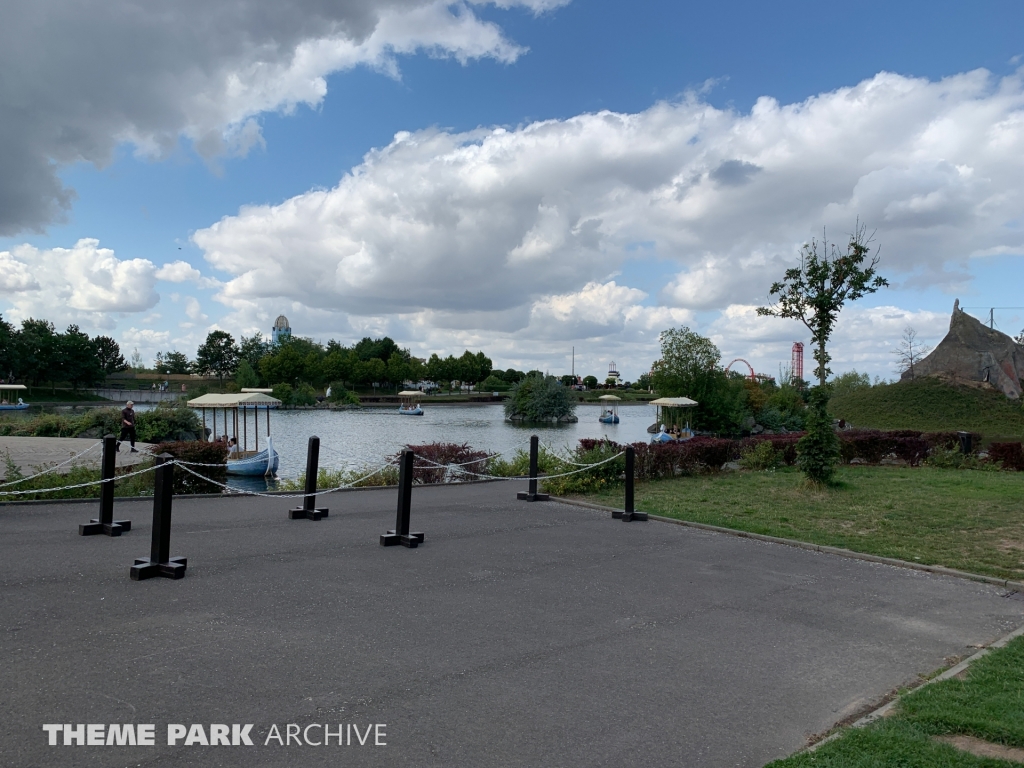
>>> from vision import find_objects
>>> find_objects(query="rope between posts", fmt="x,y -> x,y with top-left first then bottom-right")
174,459 -> 399,499
0,440 -> 103,488
412,453 -> 501,469
441,451 -> 627,482
0,459 -> 162,496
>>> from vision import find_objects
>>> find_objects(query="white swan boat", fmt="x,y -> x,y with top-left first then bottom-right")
188,392 -> 283,476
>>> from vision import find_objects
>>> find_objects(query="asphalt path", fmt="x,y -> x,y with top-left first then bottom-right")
2,482 -> 1022,767
0,436 -> 155,479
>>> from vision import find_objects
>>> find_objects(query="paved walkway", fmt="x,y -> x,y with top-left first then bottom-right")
2,482 -> 1022,767
0,436 -> 155,479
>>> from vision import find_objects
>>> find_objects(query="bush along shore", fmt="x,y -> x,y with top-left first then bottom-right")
0,403 -> 204,442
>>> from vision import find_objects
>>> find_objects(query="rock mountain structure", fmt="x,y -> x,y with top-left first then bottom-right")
903,300 -> 1024,399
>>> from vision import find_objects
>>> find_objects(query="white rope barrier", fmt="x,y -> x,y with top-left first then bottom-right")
0,459 -> 161,497
0,441 -> 103,488
174,459 -> 400,499
448,451 -> 627,482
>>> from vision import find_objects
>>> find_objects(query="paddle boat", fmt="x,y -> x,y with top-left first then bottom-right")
0,384 -> 29,410
398,390 -> 424,416
598,394 -> 620,424
188,392 -> 282,476
647,396 -> 698,443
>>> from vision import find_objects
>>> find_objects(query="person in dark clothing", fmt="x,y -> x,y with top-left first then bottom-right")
118,401 -> 138,453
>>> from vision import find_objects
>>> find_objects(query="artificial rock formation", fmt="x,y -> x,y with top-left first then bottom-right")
904,299 -> 1024,399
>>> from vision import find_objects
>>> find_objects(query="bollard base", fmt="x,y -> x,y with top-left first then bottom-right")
516,492 -> 549,502
622,511 -> 648,522
381,530 -> 424,547
130,556 -> 187,580
79,518 -> 132,536
288,507 -> 328,521
611,510 -> 623,519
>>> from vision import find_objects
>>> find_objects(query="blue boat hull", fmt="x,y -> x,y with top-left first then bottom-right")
598,415 -> 619,424
227,438 -> 279,476
0,403 -> 29,410
398,407 -> 423,416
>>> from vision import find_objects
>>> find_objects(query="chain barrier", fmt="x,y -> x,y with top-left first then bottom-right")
0,440 -> 103,488
0,459 -> 161,497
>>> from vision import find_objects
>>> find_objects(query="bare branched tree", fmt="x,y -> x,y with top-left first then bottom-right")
892,326 -> 932,379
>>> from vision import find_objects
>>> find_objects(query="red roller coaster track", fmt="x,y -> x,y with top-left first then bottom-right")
725,358 -> 756,381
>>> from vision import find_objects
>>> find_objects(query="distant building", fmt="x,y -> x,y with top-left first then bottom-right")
272,315 -> 292,344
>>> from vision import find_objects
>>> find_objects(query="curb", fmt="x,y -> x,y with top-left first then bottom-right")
551,496 -> 1024,592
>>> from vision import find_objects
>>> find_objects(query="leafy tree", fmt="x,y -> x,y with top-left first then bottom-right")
830,370 -> 871,398
321,349 -> 354,386
17,319 -> 58,386
58,325 -> 103,389
892,326 -> 932,379
239,332 -> 270,370
757,223 -> 887,483
235,359 -> 260,389
504,374 -> 576,422
635,372 -> 653,391
157,350 -> 192,375
0,314 -> 17,378
92,336 -> 126,376
326,381 -> 360,405
194,331 -> 239,384
259,343 -> 308,385
560,375 -> 576,387
501,368 -> 526,384
582,375 -> 598,389
386,353 -> 409,391
354,336 -> 401,363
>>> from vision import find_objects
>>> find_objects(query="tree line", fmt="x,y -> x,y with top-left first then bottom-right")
0,315 -> 126,389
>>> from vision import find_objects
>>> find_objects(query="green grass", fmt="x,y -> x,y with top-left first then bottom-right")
767,637 -> 1024,766
830,379 -> 1024,437
573,466 -> 1024,580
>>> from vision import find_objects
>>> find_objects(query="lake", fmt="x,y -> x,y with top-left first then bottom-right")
237,403 -> 659,481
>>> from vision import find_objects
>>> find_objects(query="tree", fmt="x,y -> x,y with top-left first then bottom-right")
239,332 -> 270,370
157,350 -> 192,375
92,336 -> 126,376
636,372 -> 653,391
194,331 -> 239,384
129,347 -> 143,371
1017,329 -> 1024,346
757,223 -> 888,483
17,318 -> 58,387
582,375 -> 598,389
560,374 -> 576,387
58,325 -> 103,389
504,374 -> 576,422
386,353 -> 409,391
235,359 -> 260,389
0,314 -> 17,379
892,326 -> 931,379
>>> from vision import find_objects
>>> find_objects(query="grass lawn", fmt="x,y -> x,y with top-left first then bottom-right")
571,466 -> 1024,581
829,378 -> 1024,438
766,636 -> 1024,766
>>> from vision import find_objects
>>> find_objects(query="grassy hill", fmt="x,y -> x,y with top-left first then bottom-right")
829,377 -> 1024,438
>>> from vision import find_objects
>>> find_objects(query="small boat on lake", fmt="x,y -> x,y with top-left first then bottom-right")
188,392 -> 282,476
598,394 -> 620,424
0,384 -> 29,410
648,397 -> 698,443
398,390 -> 424,416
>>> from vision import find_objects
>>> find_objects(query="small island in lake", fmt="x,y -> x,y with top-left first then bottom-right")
504,373 -> 578,424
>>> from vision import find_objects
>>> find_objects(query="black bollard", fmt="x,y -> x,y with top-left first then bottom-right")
516,435 -> 549,502
130,454 -> 187,580
80,434 -> 132,536
958,431 -> 973,454
289,436 -> 328,520
620,446 -> 646,522
380,449 -> 424,548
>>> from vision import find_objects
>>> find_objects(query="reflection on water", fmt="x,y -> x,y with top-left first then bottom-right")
220,403 -> 657,482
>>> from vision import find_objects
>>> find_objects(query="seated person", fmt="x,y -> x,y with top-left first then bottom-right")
227,437 -> 239,456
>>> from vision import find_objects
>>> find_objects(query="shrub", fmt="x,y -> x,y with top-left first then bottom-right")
398,443 -> 493,484
270,383 -> 294,405
740,440 -> 779,471
154,440 -> 227,494
326,381 -> 360,405
135,403 -> 203,443
281,464 -> 400,490
0,449 -> 156,500
988,442 -> 1024,471
293,382 -> 318,406
504,374 -> 576,422
797,389 -> 840,484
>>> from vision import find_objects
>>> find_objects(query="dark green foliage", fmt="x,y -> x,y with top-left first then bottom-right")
504,373 -> 576,421
134,403 -> 203,443
194,330 -> 239,383
326,381 -> 360,405
270,382 -> 294,404
830,377 -> 1024,435
155,441 -> 227,494
796,388 -> 841,484
987,442 -> 1024,471
156,350 -> 192,374
293,382 -> 317,406
235,359 -> 260,389
93,336 -> 126,375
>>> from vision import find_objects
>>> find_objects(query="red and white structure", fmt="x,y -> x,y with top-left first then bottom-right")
791,342 -> 804,382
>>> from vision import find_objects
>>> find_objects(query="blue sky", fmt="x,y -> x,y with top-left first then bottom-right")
2,0 -> 1023,381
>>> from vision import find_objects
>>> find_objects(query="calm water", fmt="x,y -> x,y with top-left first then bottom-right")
227,403 -> 657,481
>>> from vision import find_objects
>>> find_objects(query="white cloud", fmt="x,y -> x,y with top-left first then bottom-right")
185,297 -> 208,322
0,0 -> 561,234
155,261 -> 203,283
193,67 -> 1024,377
0,239 -> 158,327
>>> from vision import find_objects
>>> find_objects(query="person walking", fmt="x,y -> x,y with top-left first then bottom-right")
118,400 -> 138,453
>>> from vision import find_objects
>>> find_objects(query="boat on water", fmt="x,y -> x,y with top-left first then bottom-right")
187,392 -> 283,476
647,396 -> 698,443
397,390 -> 424,416
0,384 -> 29,410
598,394 -> 620,424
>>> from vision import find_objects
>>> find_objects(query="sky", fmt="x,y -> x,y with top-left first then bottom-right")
1,0 -> 1023,383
